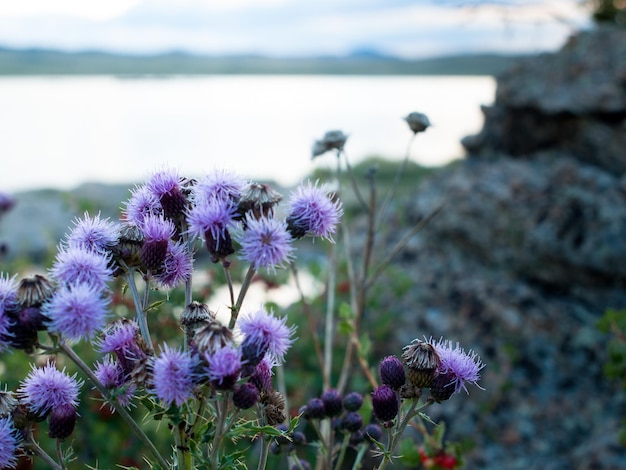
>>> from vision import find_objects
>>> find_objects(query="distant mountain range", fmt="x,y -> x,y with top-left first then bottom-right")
0,46 -> 526,76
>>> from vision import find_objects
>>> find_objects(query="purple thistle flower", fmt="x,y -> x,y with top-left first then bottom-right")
237,308 -> 296,365
140,214 -> 175,242
146,167 -> 187,220
154,240 -> 193,289
66,212 -> 119,255
0,274 -> 18,316
286,181 -> 343,240
187,196 -> 236,243
0,274 -> 17,351
96,320 -> 145,377
43,283 -> 109,341
0,417 -> 19,469
151,345 -> 196,407
123,185 -> 162,226
238,215 -> 294,272
49,246 -> 113,291
430,338 -> 485,395
94,357 -> 123,388
18,362 -> 82,416
205,344 -> 241,390
195,168 -> 245,204
248,356 -> 274,394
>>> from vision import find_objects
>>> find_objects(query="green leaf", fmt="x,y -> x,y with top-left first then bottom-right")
339,302 -> 354,320
145,299 -> 166,313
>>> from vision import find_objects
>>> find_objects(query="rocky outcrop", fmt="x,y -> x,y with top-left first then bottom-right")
389,27 -> 626,469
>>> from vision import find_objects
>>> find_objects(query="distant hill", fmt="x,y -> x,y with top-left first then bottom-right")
0,47 -> 526,76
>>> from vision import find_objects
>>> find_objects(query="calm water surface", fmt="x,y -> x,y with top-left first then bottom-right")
0,75 -> 495,192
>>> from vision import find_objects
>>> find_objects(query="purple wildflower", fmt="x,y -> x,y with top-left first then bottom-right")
195,168 -> 245,204
0,274 -> 17,316
154,240 -> 193,289
66,212 -> 118,255
140,215 -> 175,271
205,344 -> 241,390
96,320 -> 145,377
248,356 -> 274,394
286,181 -> 342,240
151,345 -> 196,407
430,338 -> 485,395
238,215 -> 294,272
0,274 -> 17,351
18,362 -> 82,416
187,196 -> 236,243
123,185 -> 162,226
43,283 -> 109,341
94,357 -> 123,388
49,246 -> 113,291
237,308 -> 295,365
0,417 -> 19,469
146,167 -> 187,220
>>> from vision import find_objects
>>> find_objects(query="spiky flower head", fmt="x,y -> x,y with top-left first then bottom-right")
17,275 -> 54,308
402,338 -> 441,388
186,196 -> 236,263
49,246 -> 113,291
237,308 -> 296,366
123,185 -> 162,227
154,240 -> 193,289
66,212 -> 119,255
146,167 -> 187,221
371,385 -> 399,424
205,344 -> 241,390
0,417 -> 19,469
151,345 -> 196,407
96,319 -> 146,377
43,282 -> 110,341
379,355 -> 406,391
238,215 -> 294,273
195,168 -> 245,204
404,112 -> 431,134
0,274 -> 17,316
140,214 -> 175,272
94,357 -> 123,389
430,338 -> 485,397
18,362 -> 82,417
286,181 -> 342,240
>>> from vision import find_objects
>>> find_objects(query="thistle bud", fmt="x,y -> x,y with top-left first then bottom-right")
429,371 -> 457,403
342,411 -> 363,433
321,389 -> 343,418
404,112 -> 430,134
343,391 -> 364,412
302,397 -> 325,420
371,385 -> 399,425
233,382 -> 259,410
379,355 -> 406,390
48,403 -> 77,440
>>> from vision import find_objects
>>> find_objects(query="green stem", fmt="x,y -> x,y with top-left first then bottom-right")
333,433 -> 351,470
323,241 -> 337,390
59,343 -> 170,469
24,436 -> 62,470
175,421 -> 193,470
55,439 -> 67,470
257,437 -> 271,470
229,264 -> 257,329
122,265 -> 154,354
351,442 -> 369,470
210,395 -> 230,469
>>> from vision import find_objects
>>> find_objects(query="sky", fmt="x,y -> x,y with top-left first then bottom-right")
0,0 -> 591,58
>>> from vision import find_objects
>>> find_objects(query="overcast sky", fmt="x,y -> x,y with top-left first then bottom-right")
0,0 -> 590,58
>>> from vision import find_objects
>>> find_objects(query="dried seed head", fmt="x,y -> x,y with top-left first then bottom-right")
17,275 -> 55,308
311,130 -> 348,158
111,224 -> 145,272
192,319 -> 234,355
262,390 -> 287,426
0,390 -> 17,418
404,112 -> 430,134
402,339 -> 441,370
180,301 -> 215,344
237,183 -> 283,221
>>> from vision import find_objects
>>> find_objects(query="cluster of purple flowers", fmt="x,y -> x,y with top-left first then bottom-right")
370,338 -> 485,425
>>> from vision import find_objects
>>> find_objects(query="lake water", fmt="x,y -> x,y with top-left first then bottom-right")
0,75 -> 495,192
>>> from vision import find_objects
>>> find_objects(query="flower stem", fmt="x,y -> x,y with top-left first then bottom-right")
59,342 -> 170,469
229,264 -> 257,329
210,395 -> 229,469
24,436 -> 62,470
351,442 -> 369,470
257,437 -> 271,470
122,264 -> 154,354
333,433 -> 351,470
